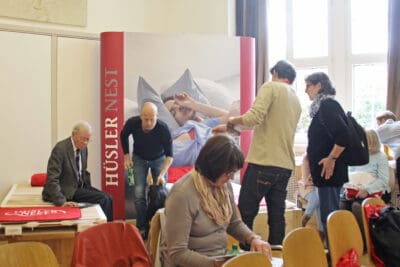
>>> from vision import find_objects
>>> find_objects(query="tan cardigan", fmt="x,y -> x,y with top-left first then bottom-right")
242,81 -> 301,170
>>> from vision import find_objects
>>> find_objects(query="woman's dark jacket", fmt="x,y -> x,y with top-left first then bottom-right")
307,98 -> 350,187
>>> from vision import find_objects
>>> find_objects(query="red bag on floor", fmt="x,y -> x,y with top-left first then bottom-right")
364,204 -> 385,267
336,248 -> 360,267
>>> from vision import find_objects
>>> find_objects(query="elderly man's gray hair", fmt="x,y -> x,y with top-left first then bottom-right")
72,121 -> 93,134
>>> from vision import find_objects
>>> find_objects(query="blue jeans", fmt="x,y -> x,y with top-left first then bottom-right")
132,154 -> 167,233
304,187 -> 323,232
318,186 -> 341,234
238,164 -> 291,245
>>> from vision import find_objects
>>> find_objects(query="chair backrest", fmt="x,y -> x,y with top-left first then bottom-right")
148,211 -> 162,266
226,205 -> 241,249
71,222 -> 151,267
0,241 -> 59,267
222,252 -> 272,267
383,144 -> 394,160
361,197 -> 385,261
283,227 -> 328,267
327,210 -> 364,266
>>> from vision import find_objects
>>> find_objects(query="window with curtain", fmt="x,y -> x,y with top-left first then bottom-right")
268,0 -> 388,144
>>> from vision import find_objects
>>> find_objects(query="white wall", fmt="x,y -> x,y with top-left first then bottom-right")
0,0 -> 234,35
56,37 -> 101,189
144,0 -> 235,35
0,0 -> 235,201
0,31 -> 52,198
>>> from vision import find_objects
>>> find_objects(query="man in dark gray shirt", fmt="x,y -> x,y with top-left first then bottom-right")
120,102 -> 173,239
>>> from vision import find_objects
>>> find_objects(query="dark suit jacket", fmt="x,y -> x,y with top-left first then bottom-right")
42,137 -> 91,206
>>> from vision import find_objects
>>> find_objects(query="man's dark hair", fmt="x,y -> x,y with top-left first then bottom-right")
195,135 -> 244,182
270,60 -> 297,84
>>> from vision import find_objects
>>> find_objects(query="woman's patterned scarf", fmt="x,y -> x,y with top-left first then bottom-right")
192,170 -> 232,226
309,93 -> 335,118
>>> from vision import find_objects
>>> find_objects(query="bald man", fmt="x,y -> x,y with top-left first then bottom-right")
120,102 -> 173,239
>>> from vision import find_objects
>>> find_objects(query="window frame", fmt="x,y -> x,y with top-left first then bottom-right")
271,0 -> 387,147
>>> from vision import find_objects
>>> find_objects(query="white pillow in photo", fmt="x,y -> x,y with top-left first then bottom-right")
195,78 -> 238,111
160,69 -> 210,105
136,76 -> 180,131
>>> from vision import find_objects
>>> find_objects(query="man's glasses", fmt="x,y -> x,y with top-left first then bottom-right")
78,136 -> 91,143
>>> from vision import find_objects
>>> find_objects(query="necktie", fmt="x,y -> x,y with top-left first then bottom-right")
76,149 -> 82,186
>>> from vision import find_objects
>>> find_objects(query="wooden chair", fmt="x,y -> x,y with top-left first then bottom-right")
0,241 -> 59,267
222,252 -> 272,267
383,144 -> 394,160
327,210 -> 373,267
148,209 -> 167,267
282,227 -> 328,267
361,197 -> 385,262
226,205 -> 241,250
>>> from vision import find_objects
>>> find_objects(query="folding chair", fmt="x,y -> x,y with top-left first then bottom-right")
361,197 -> 386,266
283,227 -> 328,267
327,210 -> 374,267
0,241 -> 59,267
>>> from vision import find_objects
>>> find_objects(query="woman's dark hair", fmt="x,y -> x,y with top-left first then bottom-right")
269,60 -> 297,84
195,134 -> 244,182
305,72 -> 336,95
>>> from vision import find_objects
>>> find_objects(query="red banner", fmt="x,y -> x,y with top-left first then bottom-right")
101,32 -> 125,220
239,37 -> 255,182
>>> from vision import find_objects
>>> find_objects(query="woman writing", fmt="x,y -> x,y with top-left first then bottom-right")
163,134 -> 271,267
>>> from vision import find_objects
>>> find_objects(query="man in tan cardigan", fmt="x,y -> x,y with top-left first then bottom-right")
214,60 -> 301,245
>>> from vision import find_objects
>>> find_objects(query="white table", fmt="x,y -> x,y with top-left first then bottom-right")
0,182 -> 107,267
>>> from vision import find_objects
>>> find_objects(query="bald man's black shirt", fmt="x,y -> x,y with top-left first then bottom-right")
120,116 -> 173,160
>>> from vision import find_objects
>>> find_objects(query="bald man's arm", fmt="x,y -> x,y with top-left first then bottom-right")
156,156 -> 173,185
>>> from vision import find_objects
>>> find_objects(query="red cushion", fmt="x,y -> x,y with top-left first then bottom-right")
168,166 -> 192,183
345,188 -> 382,200
31,173 -> 47,186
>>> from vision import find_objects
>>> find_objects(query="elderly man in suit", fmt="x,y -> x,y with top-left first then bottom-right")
42,121 -> 113,221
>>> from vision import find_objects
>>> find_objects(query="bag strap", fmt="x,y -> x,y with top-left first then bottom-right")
317,112 -> 334,140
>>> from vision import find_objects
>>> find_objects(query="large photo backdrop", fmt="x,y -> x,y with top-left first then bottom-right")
101,32 -> 255,219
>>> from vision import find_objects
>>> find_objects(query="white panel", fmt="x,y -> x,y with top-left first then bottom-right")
0,0 -> 87,27
0,0 -> 232,35
164,0 -> 230,34
0,31 -> 52,200
57,37 -> 101,188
